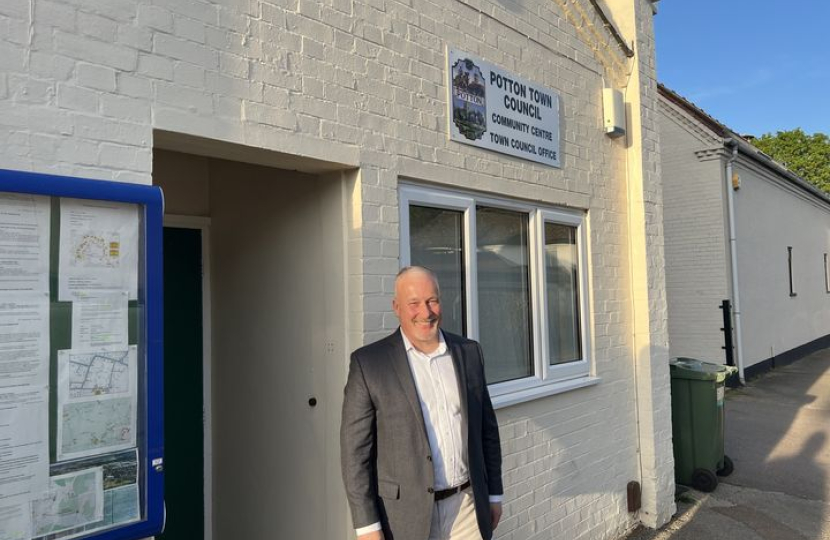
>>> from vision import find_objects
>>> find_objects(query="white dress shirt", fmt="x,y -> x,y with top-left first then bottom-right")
355,331 -> 501,537
403,330 -> 468,490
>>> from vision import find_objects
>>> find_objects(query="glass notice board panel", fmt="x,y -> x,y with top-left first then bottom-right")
0,169 -> 164,540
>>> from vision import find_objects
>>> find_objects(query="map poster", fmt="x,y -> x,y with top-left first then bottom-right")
43,450 -> 141,540
58,199 -> 139,301
57,347 -> 137,403
0,193 -> 50,294
56,397 -> 137,462
56,346 -> 138,461
30,468 -> 104,538
447,48 -> 561,167
70,292 -> 129,351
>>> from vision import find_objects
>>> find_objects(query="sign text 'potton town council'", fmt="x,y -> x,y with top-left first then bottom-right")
447,49 -> 561,168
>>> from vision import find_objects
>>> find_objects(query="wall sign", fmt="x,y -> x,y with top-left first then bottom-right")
447,48 -> 561,168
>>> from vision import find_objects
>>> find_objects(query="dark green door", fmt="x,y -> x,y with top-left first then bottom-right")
161,227 -> 204,540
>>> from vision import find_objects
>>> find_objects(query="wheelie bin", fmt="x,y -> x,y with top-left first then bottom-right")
669,357 -> 738,492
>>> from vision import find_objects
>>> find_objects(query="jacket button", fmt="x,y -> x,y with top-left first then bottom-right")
427,455 -> 432,461
427,488 -> 434,494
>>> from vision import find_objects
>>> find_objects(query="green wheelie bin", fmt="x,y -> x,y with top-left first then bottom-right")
669,357 -> 738,492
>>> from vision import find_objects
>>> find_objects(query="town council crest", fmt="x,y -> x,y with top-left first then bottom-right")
451,58 -> 486,141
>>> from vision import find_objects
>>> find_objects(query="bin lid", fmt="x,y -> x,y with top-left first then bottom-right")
669,357 -> 737,381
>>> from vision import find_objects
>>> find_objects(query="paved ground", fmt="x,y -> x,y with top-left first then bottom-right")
627,347 -> 830,540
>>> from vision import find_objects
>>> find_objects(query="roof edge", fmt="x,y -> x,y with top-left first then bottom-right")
658,83 -> 830,207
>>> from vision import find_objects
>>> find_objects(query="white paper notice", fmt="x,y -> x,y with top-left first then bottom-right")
0,294 -> 49,388
30,467 -> 104,537
58,346 -> 137,403
0,387 -> 49,498
58,199 -> 139,301
0,193 -> 50,294
71,291 -> 129,350
56,346 -> 137,461
0,494 -> 32,540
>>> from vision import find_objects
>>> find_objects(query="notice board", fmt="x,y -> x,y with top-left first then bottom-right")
0,169 -> 164,540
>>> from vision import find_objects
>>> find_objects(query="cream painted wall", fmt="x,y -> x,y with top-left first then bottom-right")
209,160 -> 348,540
734,161 -> 830,367
153,150 -> 210,216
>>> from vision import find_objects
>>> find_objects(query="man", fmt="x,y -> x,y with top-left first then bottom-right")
341,266 -> 503,540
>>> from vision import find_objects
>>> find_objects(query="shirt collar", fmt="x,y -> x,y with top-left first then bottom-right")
400,329 -> 447,358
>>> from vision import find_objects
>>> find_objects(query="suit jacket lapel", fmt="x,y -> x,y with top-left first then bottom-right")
447,333 -> 469,414
389,330 -> 429,440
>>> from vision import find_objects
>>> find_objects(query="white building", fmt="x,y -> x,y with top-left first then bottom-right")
659,84 -> 830,381
0,0 -> 677,538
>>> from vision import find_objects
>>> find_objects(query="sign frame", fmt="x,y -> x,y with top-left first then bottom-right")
0,168 -> 164,540
447,47 -> 562,168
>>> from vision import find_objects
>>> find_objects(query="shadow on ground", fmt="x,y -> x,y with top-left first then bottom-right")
626,347 -> 830,540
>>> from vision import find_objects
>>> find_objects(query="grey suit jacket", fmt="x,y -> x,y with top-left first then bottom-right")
341,329 -> 503,540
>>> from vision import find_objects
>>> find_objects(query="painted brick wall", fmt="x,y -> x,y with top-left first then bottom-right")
625,0 -> 676,527
0,0 -> 672,538
658,98 -> 731,363
733,159 -> 830,367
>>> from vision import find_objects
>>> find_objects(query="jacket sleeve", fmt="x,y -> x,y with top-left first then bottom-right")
477,343 -> 504,497
340,352 -> 380,529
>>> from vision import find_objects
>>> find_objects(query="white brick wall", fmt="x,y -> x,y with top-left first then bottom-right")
658,99 -> 732,362
733,159 -> 830,367
1,0 -> 674,538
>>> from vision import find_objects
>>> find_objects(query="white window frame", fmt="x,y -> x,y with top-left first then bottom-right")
400,184 -> 597,407
536,209 -> 592,382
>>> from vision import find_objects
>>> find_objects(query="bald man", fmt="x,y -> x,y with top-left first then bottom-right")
341,266 -> 503,540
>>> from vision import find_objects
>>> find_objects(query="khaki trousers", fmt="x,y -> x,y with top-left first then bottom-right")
428,487 -> 483,540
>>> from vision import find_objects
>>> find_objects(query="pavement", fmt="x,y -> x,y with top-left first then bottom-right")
627,346 -> 830,540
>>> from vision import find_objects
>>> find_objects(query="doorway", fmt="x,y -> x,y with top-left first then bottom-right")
160,224 -> 209,540
153,148 -> 351,539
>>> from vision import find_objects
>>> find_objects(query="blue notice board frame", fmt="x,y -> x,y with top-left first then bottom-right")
0,169 -> 164,540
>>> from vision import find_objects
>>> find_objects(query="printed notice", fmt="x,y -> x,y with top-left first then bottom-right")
57,397 -> 136,461
0,294 -> 49,388
45,450 -> 140,538
58,347 -> 136,402
71,292 -> 129,350
0,193 -> 50,294
0,494 -> 32,540
30,468 -> 104,537
0,387 -> 49,497
58,199 -> 139,301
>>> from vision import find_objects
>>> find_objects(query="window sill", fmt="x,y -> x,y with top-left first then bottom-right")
491,376 -> 601,409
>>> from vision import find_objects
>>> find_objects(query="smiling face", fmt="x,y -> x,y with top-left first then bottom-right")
393,268 -> 442,353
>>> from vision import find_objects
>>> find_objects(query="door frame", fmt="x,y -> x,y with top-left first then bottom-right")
163,215 -> 213,540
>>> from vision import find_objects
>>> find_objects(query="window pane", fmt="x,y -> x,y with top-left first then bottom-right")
545,222 -> 582,364
409,205 -> 466,336
476,207 -> 532,383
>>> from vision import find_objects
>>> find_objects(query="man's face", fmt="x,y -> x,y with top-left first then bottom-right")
393,270 -> 442,350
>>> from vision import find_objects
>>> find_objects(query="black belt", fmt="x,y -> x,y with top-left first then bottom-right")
434,480 -> 470,501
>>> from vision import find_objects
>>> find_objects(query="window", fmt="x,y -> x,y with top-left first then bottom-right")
400,185 -> 595,405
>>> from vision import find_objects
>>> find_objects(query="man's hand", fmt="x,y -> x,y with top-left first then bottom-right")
490,502 -> 503,529
357,530 -> 384,540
